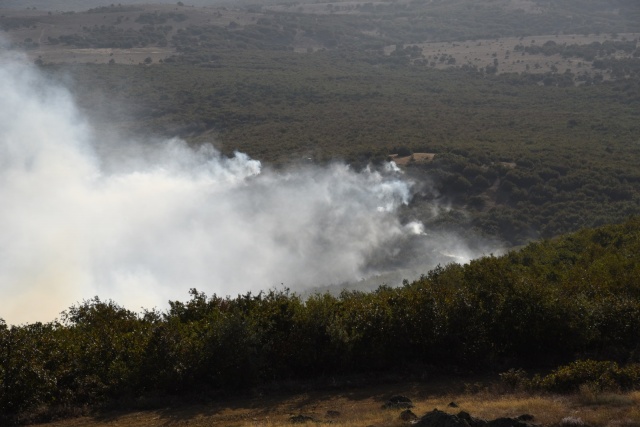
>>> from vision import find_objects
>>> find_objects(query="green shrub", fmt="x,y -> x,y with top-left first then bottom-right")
540,360 -> 640,393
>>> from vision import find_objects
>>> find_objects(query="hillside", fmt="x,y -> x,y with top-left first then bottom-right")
3,216 -> 640,424
2,1 -> 640,424
2,0 -> 640,246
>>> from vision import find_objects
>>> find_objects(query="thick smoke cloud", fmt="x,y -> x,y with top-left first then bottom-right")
0,51 -> 495,325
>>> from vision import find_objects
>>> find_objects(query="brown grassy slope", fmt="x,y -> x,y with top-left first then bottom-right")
39,377 -> 640,427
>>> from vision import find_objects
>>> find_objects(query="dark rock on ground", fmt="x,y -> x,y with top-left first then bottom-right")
382,395 -> 414,409
448,402 -> 459,408
289,414 -> 317,424
415,410 -> 539,427
400,409 -> 418,421
457,410 -> 488,427
414,409 -> 472,426
326,410 -> 341,418
487,416 -> 538,427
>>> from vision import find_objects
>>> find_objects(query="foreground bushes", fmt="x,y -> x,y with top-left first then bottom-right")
541,360 -> 640,393
500,360 -> 640,393
2,217 -> 640,420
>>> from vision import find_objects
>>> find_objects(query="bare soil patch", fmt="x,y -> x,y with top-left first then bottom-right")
388,33 -> 640,79
390,153 -> 435,166
33,46 -> 174,65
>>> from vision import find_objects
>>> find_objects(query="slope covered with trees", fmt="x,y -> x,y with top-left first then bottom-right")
3,0 -> 640,245
2,1 -> 640,422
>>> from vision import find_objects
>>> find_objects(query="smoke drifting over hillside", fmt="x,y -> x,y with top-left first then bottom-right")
0,52 -> 495,325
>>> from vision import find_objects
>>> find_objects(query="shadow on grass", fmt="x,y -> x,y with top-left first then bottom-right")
89,371 -> 493,425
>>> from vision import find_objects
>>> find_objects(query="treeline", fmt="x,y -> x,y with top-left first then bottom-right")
172,23 -> 298,53
51,24 -> 172,49
3,217 -> 640,422
134,12 -> 187,25
34,0 -> 640,53
321,0 -> 640,43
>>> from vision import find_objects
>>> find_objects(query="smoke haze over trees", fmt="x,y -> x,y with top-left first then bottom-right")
0,51 -> 495,325
1,0 -> 640,422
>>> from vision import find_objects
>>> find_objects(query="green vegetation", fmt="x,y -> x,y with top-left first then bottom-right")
541,361 -> 640,393
54,52 -> 640,244
2,1 -> 640,422
501,360 -> 640,394
54,24 -> 173,48
3,217 -> 640,422
16,1 -> 635,246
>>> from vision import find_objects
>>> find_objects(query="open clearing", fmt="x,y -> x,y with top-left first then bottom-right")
388,33 -> 640,78
390,153 -> 435,166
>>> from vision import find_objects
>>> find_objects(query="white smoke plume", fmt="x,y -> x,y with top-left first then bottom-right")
0,51 -> 494,325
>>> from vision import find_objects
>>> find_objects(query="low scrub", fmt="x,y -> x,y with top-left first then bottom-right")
501,361 -> 640,394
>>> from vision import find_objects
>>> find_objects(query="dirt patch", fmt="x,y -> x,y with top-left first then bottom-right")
31,46 -> 174,64
388,33 -> 640,79
390,153 -> 435,166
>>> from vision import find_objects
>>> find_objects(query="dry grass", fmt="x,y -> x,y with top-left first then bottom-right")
440,394 -> 568,424
37,381 -> 640,427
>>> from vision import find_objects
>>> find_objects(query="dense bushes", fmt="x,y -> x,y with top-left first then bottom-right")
58,45 -> 640,245
54,25 -> 172,49
402,141 -> 640,245
3,218 -> 640,420
540,360 -> 640,393
501,360 -> 640,393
